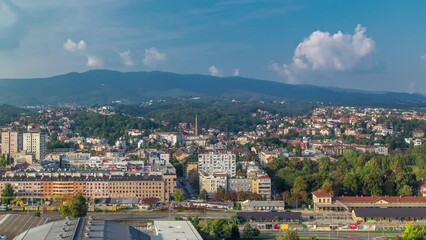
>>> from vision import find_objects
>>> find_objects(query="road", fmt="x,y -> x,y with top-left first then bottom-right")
261,230 -> 401,240
40,210 -> 235,221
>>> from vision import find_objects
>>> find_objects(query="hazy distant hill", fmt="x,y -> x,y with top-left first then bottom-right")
0,70 -> 424,106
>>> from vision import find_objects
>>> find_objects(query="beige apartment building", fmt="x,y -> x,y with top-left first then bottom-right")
0,173 -> 169,202
23,132 -> 46,161
1,131 -> 22,157
199,170 -> 228,196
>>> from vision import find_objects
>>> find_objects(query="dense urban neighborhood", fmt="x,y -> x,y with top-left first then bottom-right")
0,101 -> 424,239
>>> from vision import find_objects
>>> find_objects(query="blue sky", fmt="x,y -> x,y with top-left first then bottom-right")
1,0 -> 426,93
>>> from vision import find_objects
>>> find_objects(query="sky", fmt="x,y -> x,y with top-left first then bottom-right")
0,0 -> 426,94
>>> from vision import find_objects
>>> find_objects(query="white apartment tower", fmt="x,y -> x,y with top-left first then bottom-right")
198,152 -> 236,177
23,132 -> 46,161
1,131 -> 22,157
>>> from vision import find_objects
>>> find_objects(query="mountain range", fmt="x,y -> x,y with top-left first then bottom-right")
0,70 -> 424,106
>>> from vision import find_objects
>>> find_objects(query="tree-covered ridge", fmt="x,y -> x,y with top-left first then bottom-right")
267,145 -> 426,208
69,110 -> 159,144
117,99 -> 315,133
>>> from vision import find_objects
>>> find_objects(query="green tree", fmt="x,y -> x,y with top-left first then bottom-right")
199,189 -> 208,201
60,193 -> 88,218
1,183 -> 14,205
230,224 -> 240,240
398,185 -> 413,196
0,155 -> 6,168
33,211 -> 41,217
363,173 -> 383,196
173,189 -> 185,203
343,172 -> 359,194
276,230 -> 299,240
401,223 -> 426,240
242,223 -> 260,239
321,180 -> 333,192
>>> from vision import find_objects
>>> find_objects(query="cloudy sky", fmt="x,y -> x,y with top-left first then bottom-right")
1,0 -> 426,93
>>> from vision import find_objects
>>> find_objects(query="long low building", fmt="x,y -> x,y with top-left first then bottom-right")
241,200 -> 285,211
14,217 -> 151,240
237,212 -> 302,222
0,172 -> 174,202
353,207 -> 426,223
313,189 -> 426,211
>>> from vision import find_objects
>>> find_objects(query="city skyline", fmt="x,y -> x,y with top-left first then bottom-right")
1,0 -> 426,94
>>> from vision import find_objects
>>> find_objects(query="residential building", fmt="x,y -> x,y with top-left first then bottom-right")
199,170 -> 228,196
198,152 -> 236,177
252,175 -> 272,200
0,172 -> 170,202
1,131 -> 22,157
23,132 -> 46,161
149,132 -> 184,146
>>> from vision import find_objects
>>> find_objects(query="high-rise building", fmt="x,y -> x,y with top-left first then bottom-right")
23,132 -> 46,161
198,152 -> 236,177
1,131 -> 22,157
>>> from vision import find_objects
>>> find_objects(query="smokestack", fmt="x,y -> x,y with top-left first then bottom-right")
195,114 -> 199,136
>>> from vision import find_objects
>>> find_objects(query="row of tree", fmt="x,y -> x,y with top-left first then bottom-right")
266,146 -> 426,207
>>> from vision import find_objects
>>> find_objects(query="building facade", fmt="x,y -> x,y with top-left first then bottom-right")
199,170 -> 228,196
198,152 -> 236,177
0,172 -> 169,202
23,132 -> 46,161
312,189 -> 426,212
252,175 -> 272,200
1,131 -> 22,157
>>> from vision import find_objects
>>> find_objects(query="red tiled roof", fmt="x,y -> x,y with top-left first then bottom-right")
334,196 -> 426,203
312,189 -> 333,197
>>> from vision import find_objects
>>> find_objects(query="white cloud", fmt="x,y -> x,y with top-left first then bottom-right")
86,55 -> 102,67
63,39 -> 86,52
143,47 -> 167,67
119,50 -> 134,66
208,65 -> 223,77
271,24 -> 375,83
420,55 -> 426,64
0,0 -> 25,50
232,68 -> 240,76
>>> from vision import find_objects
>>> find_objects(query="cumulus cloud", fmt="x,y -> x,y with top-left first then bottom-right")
421,55 -> 426,64
143,47 -> 167,67
119,50 -> 134,66
0,0 -> 25,50
271,24 -> 375,83
232,68 -> 240,76
208,65 -> 223,77
86,55 -> 102,67
63,39 -> 86,52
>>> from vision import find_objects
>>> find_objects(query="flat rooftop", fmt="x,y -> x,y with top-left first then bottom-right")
152,221 -> 203,240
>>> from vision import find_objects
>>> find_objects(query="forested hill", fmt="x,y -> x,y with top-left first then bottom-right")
0,70 -> 425,106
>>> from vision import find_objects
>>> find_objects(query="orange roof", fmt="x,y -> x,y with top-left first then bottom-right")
312,189 -> 333,197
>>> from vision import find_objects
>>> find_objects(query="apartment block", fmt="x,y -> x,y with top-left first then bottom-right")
23,132 -> 46,161
1,131 -> 22,157
252,175 -> 272,200
198,152 -> 236,177
199,170 -> 228,196
0,173 -> 168,202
